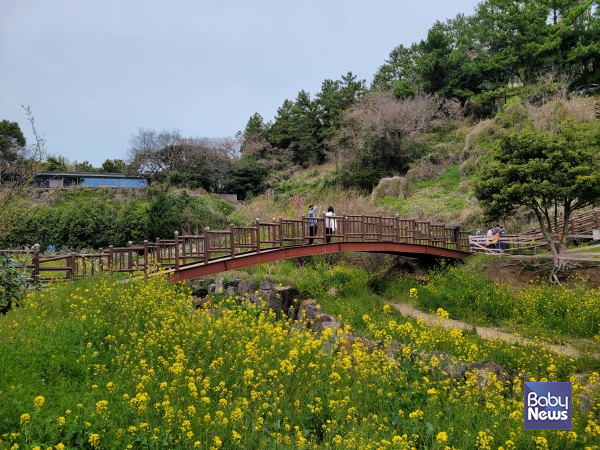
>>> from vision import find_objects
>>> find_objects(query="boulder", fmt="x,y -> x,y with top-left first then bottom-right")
207,283 -> 217,294
227,278 -> 240,288
260,280 -> 276,290
385,340 -> 404,362
249,293 -> 264,308
214,277 -> 224,293
296,299 -> 320,323
224,287 -> 236,297
275,286 -> 300,315
192,278 -> 207,287
431,351 -> 467,379
259,289 -> 281,312
238,280 -> 258,297
191,286 -> 208,297
316,320 -> 344,335
192,296 -> 211,310
466,360 -> 509,387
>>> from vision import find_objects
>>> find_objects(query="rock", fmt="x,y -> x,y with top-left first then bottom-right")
431,351 -> 467,379
224,287 -> 236,297
192,278 -> 206,287
296,299 -> 320,323
227,278 -> 240,288
238,280 -> 258,297
313,314 -> 341,332
257,289 -> 280,312
207,284 -> 216,293
249,293 -> 264,308
275,286 -> 300,315
322,341 -> 336,355
191,286 -> 208,297
466,360 -> 509,387
214,277 -> 224,293
317,320 -> 344,335
385,340 -> 404,362
192,296 -> 211,309
260,280 -> 276,290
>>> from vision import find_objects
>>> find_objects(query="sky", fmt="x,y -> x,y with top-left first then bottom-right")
2,0 -> 481,167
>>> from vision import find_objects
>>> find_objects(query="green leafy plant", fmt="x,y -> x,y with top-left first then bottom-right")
0,254 -> 35,314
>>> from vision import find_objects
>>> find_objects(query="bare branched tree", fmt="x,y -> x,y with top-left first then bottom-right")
126,128 -> 239,192
331,92 -> 460,182
0,106 -> 47,235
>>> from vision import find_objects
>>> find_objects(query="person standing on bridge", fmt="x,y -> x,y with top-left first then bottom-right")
308,204 -> 317,244
486,227 -> 495,249
325,206 -> 337,243
498,225 -> 505,250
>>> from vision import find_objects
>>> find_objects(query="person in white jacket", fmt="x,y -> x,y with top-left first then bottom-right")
325,206 -> 337,243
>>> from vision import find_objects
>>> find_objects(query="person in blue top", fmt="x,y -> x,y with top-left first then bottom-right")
497,225 -> 505,250
307,204 -> 317,244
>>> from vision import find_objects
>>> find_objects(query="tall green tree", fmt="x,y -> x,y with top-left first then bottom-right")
474,117 -> 600,281
101,159 -> 126,173
0,120 -> 26,163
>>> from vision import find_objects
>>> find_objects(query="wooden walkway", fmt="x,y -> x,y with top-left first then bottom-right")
3,214 -> 470,282
469,207 -> 600,260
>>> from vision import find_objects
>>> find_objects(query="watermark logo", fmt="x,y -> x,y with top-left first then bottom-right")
524,382 -> 572,430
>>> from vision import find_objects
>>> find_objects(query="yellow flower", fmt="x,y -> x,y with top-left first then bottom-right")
88,433 -> 100,448
55,444 -> 65,450
33,396 -> 45,410
436,431 -> 448,443
96,400 -> 108,414
20,414 -> 30,425
57,416 -> 66,426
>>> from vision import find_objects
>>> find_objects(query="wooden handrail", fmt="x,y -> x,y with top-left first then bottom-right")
3,214 -> 469,281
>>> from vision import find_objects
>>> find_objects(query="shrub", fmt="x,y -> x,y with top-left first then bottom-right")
0,254 -> 35,314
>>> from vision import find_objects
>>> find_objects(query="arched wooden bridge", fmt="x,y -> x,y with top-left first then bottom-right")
7,214 -> 470,282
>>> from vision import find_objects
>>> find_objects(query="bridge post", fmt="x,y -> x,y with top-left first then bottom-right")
230,225 -> 236,259
32,244 -> 40,280
342,214 -> 347,242
255,219 -> 261,254
203,228 -> 210,263
302,217 -> 306,245
128,245 -> 133,271
279,218 -> 284,248
155,238 -> 161,267
108,245 -> 113,271
361,215 -> 365,241
174,231 -> 180,271
378,215 -> 383,242
394,214 -> 399,243
70,253 -> 76,281
143,240 -> 148,275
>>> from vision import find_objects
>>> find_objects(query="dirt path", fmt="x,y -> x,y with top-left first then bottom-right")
385,301 -> 580,358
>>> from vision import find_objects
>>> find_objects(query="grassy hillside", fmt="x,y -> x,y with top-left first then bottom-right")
234,95 -> 598,235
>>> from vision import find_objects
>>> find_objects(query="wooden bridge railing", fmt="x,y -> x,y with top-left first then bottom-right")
1,214 -> 469,282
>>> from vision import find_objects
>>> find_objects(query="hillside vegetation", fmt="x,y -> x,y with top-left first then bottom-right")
0,188 -> 235,250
